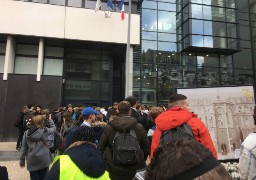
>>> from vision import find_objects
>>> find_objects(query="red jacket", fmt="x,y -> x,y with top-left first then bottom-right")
150,107 -> 218,159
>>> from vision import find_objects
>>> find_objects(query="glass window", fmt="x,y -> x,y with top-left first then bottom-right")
191,0 -> 203,3
220,55 -> 232,68
133,87 -> 141,102
16,45 -> 38,56
203,5 -> 212,20
141,88 -> 157,104
158,42 -> 177,52
238,12 -> 249,20
101,61 -> 111,81
233,49 -> 253,69
204,21 -> 213,35
240,26 -> 251,40
234,69 -> 253,85
213,37 -> 227,48
43,58 -> 63,76
191,19 -> 203,34
191,4 -> 203,19
101,82 -> 109,100
212,6 -> 226,21
183,53 -> 196,66
226,9 -> 236,22
183,65 -> 197,88
192,35 -> 204,47
158,2 -> 176,11
32,0 -> 47,3
142,31 -> 157,40
212,22 -> 226,37
237,0 -> 249,12
220,68 -> 233,85
141,64 -> 157,88
158,88 -> 176,104
226,0 -> 235,8
240,40 -> 251,49
142,1 -> 157,9
45,47 -> 64,57
227,23 -> 237,38
158,11 -> 176,33
197,67 -> 219,87
14,57 -> 37,75
85,0 -> 96,9
0,43 -> 6,54
142,9 -> 157,31
0,55 -> 4,73
204,36 -> 213,47
227,38 -> 238,49
158,33 -> 176,42
158,65 -> 182,88
68,0 -> 82,7
133,63 -> 141,87
197,54 -> 219,67
49,0 -> 65,5
141,40 -> 157,63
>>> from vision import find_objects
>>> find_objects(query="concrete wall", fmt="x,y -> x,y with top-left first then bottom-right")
0,0 -> 140,45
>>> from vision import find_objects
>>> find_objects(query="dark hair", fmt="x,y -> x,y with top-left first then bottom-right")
27,104 -> 34,110
168,94 -> 187,109
118,101 -> 131,114
71,126 -> 96,144
62,112 -> 75,128
125,96 -> 137,107
108,108 -> 117,116
145,138 -> 230,180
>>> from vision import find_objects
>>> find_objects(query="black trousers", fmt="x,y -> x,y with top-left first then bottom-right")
16,128 -> 24,148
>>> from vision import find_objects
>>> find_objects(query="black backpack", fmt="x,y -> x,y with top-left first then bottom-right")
112,129 -> 140,165
160,122 -> 194,144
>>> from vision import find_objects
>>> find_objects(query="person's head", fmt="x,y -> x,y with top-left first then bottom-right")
71,126 -> 96,145
145,138 -> 230,180
113,102 -> 119,110
125,96 -> 137,107
67,104 -> 73,113
95,114 -> 103,122
169,94 -> 189,111
118,101 -> 131,115
82,107 -> 100,123
31,115 -> 44,128
36,105 -> 42,113
108,108 -> 117,117
148,107 -> 164,122
21,106 -> 28,113
27,104 -> 34,110
41,109 -> 50,119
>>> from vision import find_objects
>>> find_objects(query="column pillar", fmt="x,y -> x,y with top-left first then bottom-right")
37,38 -> 44,81
3,36 -> 15,80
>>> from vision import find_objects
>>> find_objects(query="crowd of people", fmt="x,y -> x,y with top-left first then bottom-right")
10,94 -> 256,180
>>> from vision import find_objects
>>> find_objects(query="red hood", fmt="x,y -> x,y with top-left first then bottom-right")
155,107 -> 194,131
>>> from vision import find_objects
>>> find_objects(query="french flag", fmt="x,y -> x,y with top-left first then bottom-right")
117,0 -> 125,20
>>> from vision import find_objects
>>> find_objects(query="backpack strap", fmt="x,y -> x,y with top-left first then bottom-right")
129,129 -> 138,139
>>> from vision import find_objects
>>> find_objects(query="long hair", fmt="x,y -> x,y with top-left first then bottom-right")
31,115 -> 44,128
62,112 -> 75,128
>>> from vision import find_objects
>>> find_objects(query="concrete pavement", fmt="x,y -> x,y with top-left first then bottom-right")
0,142 -> 29,180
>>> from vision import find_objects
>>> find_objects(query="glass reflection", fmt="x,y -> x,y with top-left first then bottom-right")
142,9 -> 157,31
141,40 -> 157,63
158,65 -> 182,88
158,11 -> 176,33
197,67 -> 219,86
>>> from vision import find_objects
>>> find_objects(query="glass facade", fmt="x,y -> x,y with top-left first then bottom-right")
136,0 -> 256,106
0,43 -> 5,73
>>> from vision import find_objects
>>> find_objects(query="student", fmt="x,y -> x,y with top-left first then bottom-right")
45,126 -> 110,180
145,138 -> 230,180
20,115 -> 56,180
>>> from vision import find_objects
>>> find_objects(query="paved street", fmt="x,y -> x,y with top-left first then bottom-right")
0,142 -> 29,180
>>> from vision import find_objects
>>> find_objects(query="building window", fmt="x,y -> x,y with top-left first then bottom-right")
0,43 -> 6,73
43,47 -> 64,76
14,44 -> 38,75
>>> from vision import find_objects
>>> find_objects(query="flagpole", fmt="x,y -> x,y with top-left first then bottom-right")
125,0 -> 132,97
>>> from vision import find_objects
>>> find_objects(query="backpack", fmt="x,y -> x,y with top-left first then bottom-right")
49,131 -> 62,153
23,111 -> 34,131
112,129 -> 140,165
160,122 -> 194,145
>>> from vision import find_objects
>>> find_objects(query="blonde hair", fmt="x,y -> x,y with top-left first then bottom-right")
148,107 -> 164,121
31,115 -> 44,128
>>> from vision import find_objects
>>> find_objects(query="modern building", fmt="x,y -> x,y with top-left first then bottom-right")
1,0 -> 256,141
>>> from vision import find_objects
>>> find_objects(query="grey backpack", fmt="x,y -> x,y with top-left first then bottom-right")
160,122 -> 194,144
112,129 -> 140,165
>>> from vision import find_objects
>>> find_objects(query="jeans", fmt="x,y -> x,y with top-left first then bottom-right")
29,167 -> 48,180
16,128 -> 24,148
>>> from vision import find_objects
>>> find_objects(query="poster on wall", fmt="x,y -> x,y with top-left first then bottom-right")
177,86 -> 255,160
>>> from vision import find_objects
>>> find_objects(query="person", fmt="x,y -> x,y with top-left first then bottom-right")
106,108 -> 117,123
98,101 -> 150,180
64,107 -> 99,150
150,94 -> 217,159
45,126 -> 110,180
60,112 -> 76,138
238,107 -> 256,180
15,106 -> 28,150
145,138 -> 230,180
20,115 -> 56,180
34,105 -> 42,116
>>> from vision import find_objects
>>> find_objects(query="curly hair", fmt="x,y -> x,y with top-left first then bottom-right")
148,107 -> 164,121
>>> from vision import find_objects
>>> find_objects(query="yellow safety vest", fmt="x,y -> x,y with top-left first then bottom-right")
52,155 -> 110,180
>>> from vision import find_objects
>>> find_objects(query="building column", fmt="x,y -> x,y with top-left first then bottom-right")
37,38 -> 44,81
3,36 -> 15,80
125,45 -> 133,97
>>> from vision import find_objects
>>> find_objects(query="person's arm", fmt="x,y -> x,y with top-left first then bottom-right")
19,132 -> 28,167
44,119 -> 56,135
45,159 -> 60,180
239,146 -> 250,180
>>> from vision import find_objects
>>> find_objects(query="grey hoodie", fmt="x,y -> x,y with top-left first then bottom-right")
20,119 -> 56,171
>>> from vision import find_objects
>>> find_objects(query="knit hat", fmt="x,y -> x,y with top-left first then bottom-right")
71,126 -> 96,144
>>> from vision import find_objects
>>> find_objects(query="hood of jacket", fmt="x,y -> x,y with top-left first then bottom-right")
65,144 -> 106,178
155,107 -> 194,131
26,127 -> 45,142
109,114 -> 137,132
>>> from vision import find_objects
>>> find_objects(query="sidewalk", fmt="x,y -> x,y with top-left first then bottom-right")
0,142 -> 29,180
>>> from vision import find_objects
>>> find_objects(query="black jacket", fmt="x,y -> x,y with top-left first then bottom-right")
45,143 -> 106,179
98,114 -> 150,180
